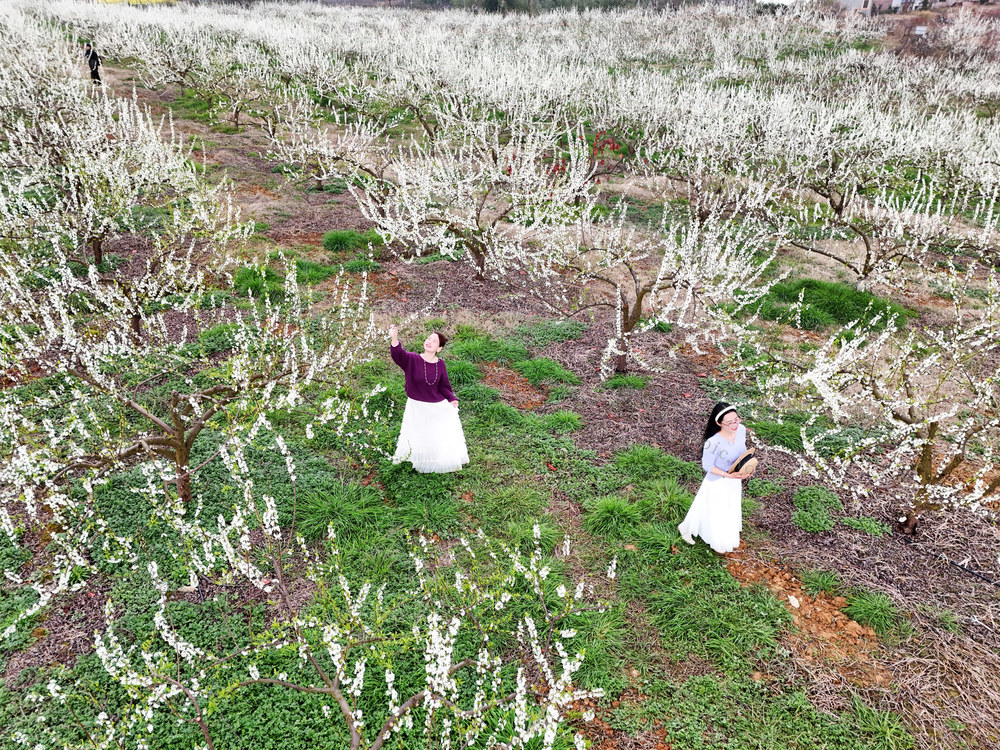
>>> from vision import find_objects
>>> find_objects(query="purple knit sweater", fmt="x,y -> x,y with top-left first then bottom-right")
390,342 -> 457,403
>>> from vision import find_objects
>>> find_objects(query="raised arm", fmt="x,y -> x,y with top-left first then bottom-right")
389,324 -> 408,368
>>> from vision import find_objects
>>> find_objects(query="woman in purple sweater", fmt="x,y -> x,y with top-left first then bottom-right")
389,324 -> 469,473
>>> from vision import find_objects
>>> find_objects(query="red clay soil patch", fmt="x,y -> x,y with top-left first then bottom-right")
365,271 -> 411,300
237,183 -> 283,200
674,342 -> 724,376
724,547 -> 891,689
480,362 -> 546,410
0,361 -> 43,389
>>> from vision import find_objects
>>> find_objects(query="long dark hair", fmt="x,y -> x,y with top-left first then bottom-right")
703,402 -> 735,444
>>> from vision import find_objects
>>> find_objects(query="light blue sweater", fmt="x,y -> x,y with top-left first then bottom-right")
702,424 -> 747,481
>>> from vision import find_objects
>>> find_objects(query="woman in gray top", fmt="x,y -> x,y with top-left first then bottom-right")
678,402 -> 755,553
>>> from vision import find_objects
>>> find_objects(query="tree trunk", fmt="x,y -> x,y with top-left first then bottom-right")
91,236 -> 104,267
614,350 -> 628,373
175,443 -> 192,504
468,246 -> 486,280
176,469 -> 192,505
131,313 -> 142,339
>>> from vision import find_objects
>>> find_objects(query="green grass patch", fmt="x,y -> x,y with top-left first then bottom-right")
470,485 -> 546,526
840,516 -> 891,537
613,444 -> 702,484
754,278 -> 913,332
791,485 -> 843,533
540,410 -> 582,433
342,257 -> 382,273
306,177 -> 350,194
583,496 -> 642,539
449,336 -> 529,366
233,266 -> 285,301
197,323 -> 237,355
845,590 -> 901,637
745,477 -> 782,497
443,360 -> 481,386
295,482 -> 387,541
322,229 -> 383,255
377,462 -> 459,533
295,258 -> 339,284
505,518 -> 561,555
511,358 -> 580,387
800,568 -> 841,597
516,319 -> 587,348
602,373 -> 649,390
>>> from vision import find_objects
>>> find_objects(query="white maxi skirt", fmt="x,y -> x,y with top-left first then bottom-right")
393,398 -> 469,473
678,475 -> 742,553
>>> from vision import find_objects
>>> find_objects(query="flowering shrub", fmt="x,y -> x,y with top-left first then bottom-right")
27,524 -> 606,750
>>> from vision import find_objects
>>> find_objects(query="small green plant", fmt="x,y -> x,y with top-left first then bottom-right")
512,358 -> 581,387
295,258 -> 339,284
453,324 -> 484,341
583,496 -> 642,539
850,695 -> 915,749
516,320 -> 587,347
197,323 -> 237,355
602,373 -> 648,390
750,419 -> 804,451
937,609 -> 963,634
542,410 -> 582,433
745,477 -> 782,497
791,508 -> 834,532
449,336 -> 529,365
840,516 -> 891,537
296,483 -> 386,541
546,384 -> 573,403
505,518 -> 560,554
322,229 -> 383,255
800,568 -> 841,597
307,177 -> 350,194
444,360 -> 481,386
471,485 -> 546,525
378,463 -> 459,533
791,485 -> 843,533
635,477 -> 694,522
613,445 -> 702,484
754,278 -> 913,332
343,257 -> 382,273
233,266 -> 285,301
845,590 -> 900,637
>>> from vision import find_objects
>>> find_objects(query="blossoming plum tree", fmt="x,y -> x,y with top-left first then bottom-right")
756,266 -> 1000,533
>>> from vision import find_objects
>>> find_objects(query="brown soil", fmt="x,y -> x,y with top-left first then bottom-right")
480,362 -> 547,410
724,547 -> 892,690
3,578 -> 111,689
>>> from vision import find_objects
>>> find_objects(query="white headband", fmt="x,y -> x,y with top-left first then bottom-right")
714,406 -> 737,425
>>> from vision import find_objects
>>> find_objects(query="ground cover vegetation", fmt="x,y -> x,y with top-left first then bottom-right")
2,1 -> 1000,748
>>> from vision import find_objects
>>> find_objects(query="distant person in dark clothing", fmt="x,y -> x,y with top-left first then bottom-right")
84,43 -> 101,84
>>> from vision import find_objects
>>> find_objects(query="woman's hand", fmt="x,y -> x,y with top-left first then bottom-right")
450,400 -> 459,409
389,324 -> 398,345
